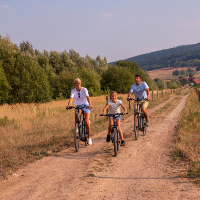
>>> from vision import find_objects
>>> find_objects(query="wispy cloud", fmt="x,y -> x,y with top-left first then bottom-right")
0,4 -> 10,10
100,12 -> 114,18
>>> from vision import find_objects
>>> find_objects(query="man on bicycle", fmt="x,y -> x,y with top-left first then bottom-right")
127,74 -> 150,125
67,78 -> 93,145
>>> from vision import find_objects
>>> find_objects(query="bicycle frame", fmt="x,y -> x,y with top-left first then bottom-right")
135,101 -> 145,130
110,117 -> 119,143
75,107 -> 87,141
100,113 -> 127,156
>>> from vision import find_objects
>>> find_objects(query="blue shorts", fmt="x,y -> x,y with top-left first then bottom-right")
109,115 -> 122,121
76,104 -> 90,113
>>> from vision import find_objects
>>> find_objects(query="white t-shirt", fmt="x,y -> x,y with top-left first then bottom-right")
70,87 -> 89,105
129,81 -> 149,100
107,99 -> 122,114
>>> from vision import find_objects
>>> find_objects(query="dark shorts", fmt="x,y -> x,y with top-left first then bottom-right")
76,104 -> 90,113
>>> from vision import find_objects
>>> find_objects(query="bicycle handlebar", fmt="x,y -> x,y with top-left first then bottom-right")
128,98 -> 148,101
100,113 -> 128,117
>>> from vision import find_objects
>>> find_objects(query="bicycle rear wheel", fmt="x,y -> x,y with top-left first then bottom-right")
134,114 -> 139,140
113,128 -> 118,156
74,123 -> 80,152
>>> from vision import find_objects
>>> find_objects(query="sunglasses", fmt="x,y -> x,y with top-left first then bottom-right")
78,93 -> 80,98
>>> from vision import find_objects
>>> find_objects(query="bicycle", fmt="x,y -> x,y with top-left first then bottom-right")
128,98 -> 148,140
100,113 -> 127,156
67,105 -> 90,152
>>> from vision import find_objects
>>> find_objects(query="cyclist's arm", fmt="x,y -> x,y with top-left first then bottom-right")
127,92 -> 132,101
103,104 -> 109,115
145,88 -> 150,101
67,98 -> 73,109
120,103 -> 127,114
86,96 -> 93,109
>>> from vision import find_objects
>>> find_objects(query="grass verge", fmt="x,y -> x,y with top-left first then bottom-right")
170,89 -> 200,185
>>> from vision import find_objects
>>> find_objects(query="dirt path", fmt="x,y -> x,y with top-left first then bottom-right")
0,91 -> 199,200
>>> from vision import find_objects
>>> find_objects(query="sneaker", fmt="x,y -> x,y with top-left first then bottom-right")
145,119 -> 150,126
121,140 -> 126,146
88,138 -> 92,145
106,134 -> 111,142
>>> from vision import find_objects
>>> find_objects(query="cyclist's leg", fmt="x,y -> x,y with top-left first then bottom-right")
141,101 -> 149,119
116,119 -> 124,141
84,113 -> 91,138
134,102 -> 137,124
108,117 -> 114,135
75,109 -> 82,121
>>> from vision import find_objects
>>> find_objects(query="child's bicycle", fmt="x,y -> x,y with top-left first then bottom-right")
128,98 -> 148,140
67,105 -> 90,152
100,113 -> 127,157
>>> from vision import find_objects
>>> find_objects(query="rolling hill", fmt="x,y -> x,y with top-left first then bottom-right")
109,42 -> 200,71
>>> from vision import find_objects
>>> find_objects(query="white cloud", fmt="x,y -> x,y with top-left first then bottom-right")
0,4 -> 10,10
100,12 -> 114,18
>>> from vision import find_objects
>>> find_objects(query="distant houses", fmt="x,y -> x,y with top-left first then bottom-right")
179,77 -> 200,85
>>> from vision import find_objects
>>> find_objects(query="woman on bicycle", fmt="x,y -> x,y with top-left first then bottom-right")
66,78 -> 93,145
103,91 -> 127,146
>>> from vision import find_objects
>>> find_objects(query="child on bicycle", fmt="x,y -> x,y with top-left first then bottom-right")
66,78 -> 93,145
103,91 -> 127,146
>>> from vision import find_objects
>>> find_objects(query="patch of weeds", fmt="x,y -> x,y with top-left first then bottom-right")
88,173 -> 95,177
0,117 -> 14,126
70,127 -> 75,133
187,169 -> 200,177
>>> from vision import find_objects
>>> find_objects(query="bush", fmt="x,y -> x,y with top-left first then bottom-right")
154,78 -> 166,90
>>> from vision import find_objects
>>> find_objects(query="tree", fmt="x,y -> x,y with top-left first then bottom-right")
0,61 -> 11,104
154,78 -> 166,90
101,65 -> 133,93
179,78 -> 188,86
180,70 -> 185,75
174,69 -> 179,75
189,72 -> 194,78
196,66 -> 200,71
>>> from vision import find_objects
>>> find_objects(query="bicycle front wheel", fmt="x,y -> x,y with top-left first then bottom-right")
134,114 -> 139,140
117,130 -> 120,151
113,128 -> 118,156
74,123 -> 80,152
143,117 -> 147,136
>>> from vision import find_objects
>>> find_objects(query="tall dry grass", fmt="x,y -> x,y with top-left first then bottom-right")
171,89 -> 200,184
0,88 -> 188,178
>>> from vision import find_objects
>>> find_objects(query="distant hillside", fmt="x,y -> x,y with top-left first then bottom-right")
109,42 -> 200,71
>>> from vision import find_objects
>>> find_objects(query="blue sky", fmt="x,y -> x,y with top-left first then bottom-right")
1,0 -> 200,62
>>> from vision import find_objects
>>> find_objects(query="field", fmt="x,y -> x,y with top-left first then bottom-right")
148,66 -> 199,80
0,88 -> 185,178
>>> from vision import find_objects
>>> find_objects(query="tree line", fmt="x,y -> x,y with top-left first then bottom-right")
0,35 -> 181,105
172,67 -> 197,78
